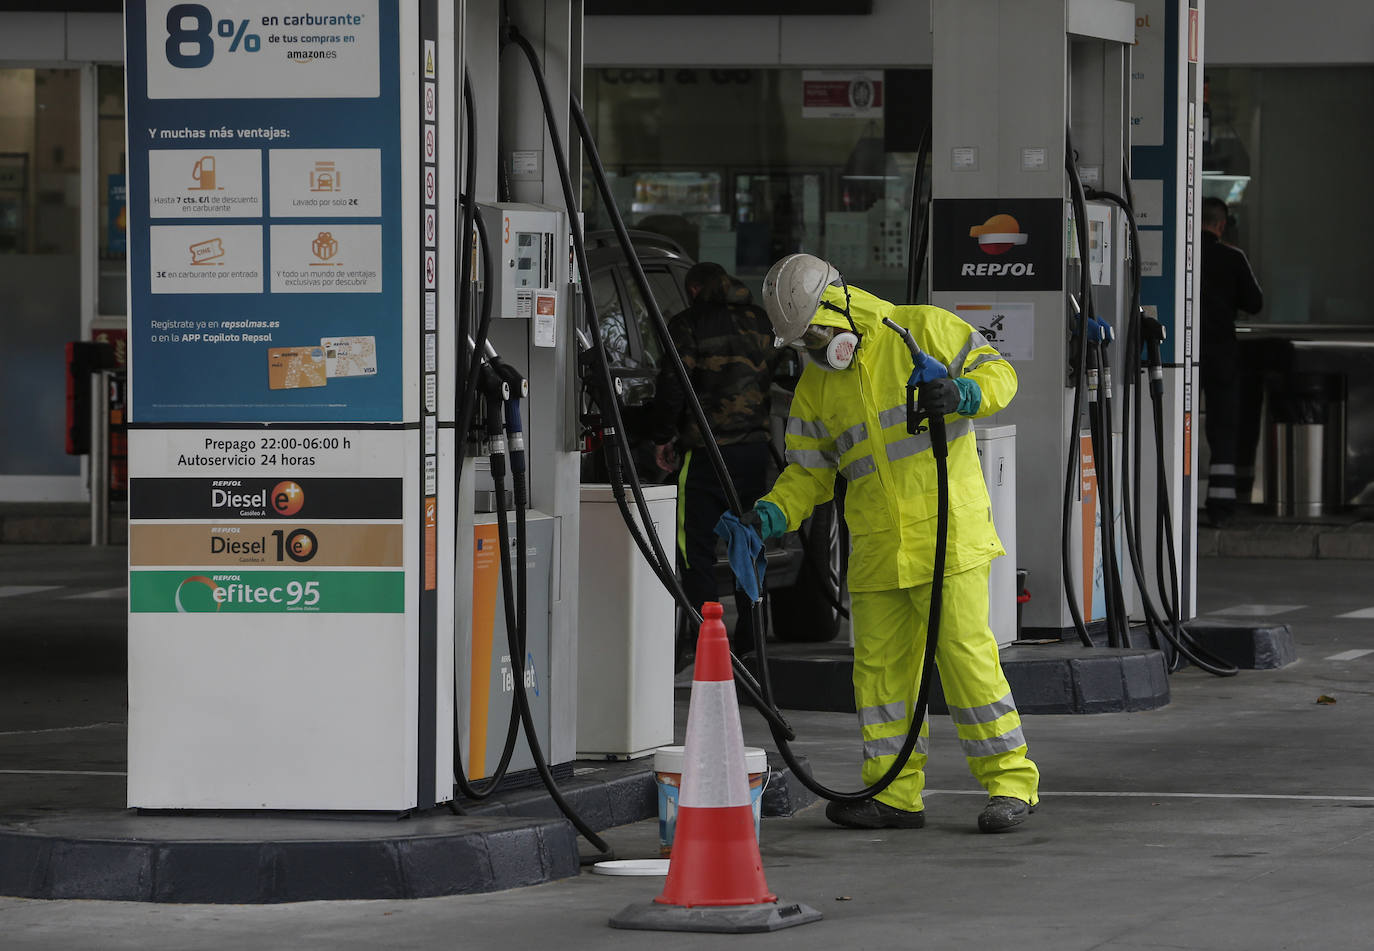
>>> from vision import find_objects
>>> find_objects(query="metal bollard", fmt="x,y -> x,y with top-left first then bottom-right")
90,370 -> 110,546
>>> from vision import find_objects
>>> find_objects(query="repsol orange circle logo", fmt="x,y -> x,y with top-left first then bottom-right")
969,214 -> 1029,256
283,528 -> 317,563
272,481 -> 304,517
175,575 -> 223,613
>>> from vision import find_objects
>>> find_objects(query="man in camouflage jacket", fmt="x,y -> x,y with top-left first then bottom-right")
651,261 -> 780,654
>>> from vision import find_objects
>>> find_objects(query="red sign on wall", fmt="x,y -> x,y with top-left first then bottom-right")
801,71 -> 883,118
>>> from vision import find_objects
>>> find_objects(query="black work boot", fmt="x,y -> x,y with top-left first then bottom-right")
825,798 -> 925,830
977,796 -> 1035,833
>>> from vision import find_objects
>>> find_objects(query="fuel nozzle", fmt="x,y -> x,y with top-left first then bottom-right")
475,336 -> 533,505
468,334 -> 527,444
1141,313 -> 1167,396
1087,318 -> 1114,392
478,363 -> 509,469
881,317 -> 949,456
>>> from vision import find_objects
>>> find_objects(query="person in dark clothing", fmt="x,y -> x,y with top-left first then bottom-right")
650,262 -> 780,654
1199,197 -> 1264,524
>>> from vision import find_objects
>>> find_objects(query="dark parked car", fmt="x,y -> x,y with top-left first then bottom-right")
580,230 -> 844,644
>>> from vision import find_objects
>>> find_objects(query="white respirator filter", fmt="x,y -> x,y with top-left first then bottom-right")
824,331 -> 859,370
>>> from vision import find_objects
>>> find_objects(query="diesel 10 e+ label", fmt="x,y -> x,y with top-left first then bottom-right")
129,523 -> 404,567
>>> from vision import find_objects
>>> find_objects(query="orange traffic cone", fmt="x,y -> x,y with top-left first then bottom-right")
609,603 -> 821,934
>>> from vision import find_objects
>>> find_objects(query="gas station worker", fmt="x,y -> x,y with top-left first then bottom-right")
649,261 -> 780,655
753,253 -> 1040,834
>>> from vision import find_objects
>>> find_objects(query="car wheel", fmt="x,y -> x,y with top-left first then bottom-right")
770,500 -> 844,643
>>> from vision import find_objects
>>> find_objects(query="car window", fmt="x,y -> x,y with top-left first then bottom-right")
626,267 -> 684,367
591,270 -> 639,369
646,267 -> 687,320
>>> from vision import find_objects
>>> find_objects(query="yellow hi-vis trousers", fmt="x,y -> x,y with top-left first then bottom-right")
853,563 -> 1039,813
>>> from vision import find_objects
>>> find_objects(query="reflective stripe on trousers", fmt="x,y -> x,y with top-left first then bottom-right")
859,700 -> 929,760
850,564 -> 1039,813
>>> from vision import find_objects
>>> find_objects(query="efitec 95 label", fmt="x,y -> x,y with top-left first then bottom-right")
129,570 -> 404,613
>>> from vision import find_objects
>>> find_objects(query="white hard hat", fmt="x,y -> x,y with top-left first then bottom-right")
762,253 -> 842,348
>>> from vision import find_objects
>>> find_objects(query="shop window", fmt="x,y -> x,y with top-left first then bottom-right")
97,65 -> 127,317
0,68 -> 82,477
1203,66 -> 1374,326
582,67 -> 930,304
0,69 -> 80,257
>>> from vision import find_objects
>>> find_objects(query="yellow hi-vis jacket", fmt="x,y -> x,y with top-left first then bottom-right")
759,285 -> 1016,592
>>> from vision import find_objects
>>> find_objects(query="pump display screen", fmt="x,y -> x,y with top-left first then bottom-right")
514,232 -> 542,289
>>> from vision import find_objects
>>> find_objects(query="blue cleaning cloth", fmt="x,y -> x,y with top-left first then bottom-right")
714,510 -> 767,604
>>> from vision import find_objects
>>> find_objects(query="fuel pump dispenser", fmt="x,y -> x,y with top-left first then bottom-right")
457,202 -> 572,787
930,0 -> 1169,643
452,1 -> 584,797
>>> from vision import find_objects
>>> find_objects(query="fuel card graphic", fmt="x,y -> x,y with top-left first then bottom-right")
268,346 -> 328,390
321,336 -> 378,378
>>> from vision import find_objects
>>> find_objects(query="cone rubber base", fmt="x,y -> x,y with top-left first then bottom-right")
609,899 -> 822,933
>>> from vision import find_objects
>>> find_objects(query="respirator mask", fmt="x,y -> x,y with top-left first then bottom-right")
797,282 -> 860,371
799,323 -> 859,371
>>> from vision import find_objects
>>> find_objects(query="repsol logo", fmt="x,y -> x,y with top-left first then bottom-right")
960,262 -> 1037,277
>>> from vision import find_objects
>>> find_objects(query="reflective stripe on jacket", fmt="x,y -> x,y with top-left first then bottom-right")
759,286 -> 1015,592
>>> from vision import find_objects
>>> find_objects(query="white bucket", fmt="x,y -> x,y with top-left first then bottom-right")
654,745 -> 768,856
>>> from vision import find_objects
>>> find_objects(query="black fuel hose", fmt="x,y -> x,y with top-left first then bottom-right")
491,441 -> 615,857
451,122 -> 528,799
1088,184 -> 1167,652
1084,346 -> 1118,647
1093,360 -> 1126,651
1088,340 -> 1131,649
1087,188 -> 1236,676
452,372 -> 526,802
513,26 -> 946,802
568,81 -> 947,801
750,323 -> 950,804
1151,386 -> 1238,675
906,123 -> 932,304
507,22 -> 948,804
453,75 -> 493,472
1098,347 -> 1133,648
445,69 -> 607,846
1062,139 -> 1097,647
1082,184 -> 1148,651
458,75 -> 477,352
1088,186 -> 1173,656
747,414 -> 948,805
1067,149 -> 1132,651
501,27 -> 793,740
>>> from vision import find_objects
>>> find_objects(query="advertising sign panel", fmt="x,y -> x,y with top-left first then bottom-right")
126,0 -> 402,423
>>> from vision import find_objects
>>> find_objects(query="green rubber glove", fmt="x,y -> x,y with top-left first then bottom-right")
953,376 -> 983,415
754,500 -> 787,540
